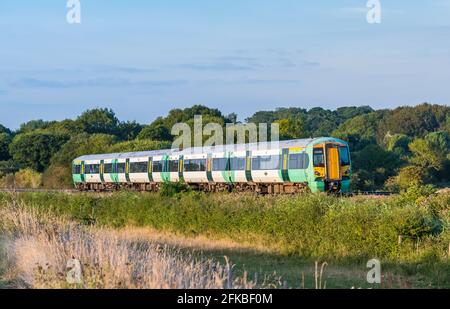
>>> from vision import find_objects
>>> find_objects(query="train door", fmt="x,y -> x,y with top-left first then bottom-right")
100,160 -> 105,183
81,161 -> 86,183
325,144 -> 341,180
162,155 -> 170,182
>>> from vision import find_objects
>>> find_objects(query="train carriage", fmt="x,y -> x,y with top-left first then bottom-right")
72,137 -> 351,193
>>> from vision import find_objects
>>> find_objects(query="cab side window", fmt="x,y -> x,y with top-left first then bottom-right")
313,149 -> 325,167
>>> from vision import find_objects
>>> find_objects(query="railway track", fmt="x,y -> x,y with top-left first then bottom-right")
0,188 -> 78,193
0,187 -> 396,196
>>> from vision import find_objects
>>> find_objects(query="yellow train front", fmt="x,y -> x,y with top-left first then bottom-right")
72,137 -> 351,194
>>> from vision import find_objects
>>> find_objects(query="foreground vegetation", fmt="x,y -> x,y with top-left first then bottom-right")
1,189 -> 449,288
0,200 -> 277,289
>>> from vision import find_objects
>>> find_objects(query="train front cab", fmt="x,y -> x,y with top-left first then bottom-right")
309,139 -> 351,193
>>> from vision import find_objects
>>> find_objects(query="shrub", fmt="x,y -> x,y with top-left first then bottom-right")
14,169 -> 42,189
159,181 -> 191,197
0,169 -> 42,189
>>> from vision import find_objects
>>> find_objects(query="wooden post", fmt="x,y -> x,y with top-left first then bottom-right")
398,235 -> 403,245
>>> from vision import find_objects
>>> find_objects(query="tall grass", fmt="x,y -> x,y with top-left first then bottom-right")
2,191 -> 448,263
0,200 -> 277,289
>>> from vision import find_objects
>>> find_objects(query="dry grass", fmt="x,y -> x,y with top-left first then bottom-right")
114,227 -> 272,254
0,201 -> 278,289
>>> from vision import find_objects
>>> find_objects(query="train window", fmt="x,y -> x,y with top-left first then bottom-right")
289,153 -> 310,170
153,161 -> 163,173
72,165 -> 81,174
230,157 -> 246,171
340,147 -> 350,166
117,163 -> 126,174
212,158 -> 228,171
85,164 -> 100,174
104,163 -> 113,173
313,149 -> 325,167
169,160 -> 179,172
252,155 -> 282,170
184,159 -> 207,172
130,162 -> 148,173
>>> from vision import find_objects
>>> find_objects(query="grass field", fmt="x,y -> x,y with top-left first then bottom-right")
0,189 -> 449,289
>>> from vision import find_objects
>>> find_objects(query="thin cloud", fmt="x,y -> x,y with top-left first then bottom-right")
11,78 -> 187,89
177,62 -> 256,71
94,65 -> 157,74
204,78 -> 300,85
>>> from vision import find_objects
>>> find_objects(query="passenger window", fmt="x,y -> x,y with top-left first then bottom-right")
117,163 -> 126,173
289,153 -> 309,170
230,158 -> 246,171
252,155 -> 282,170
153,161 -> 163,173
104,163 -> 113,173
212,158 -> 228,171
169,160 -> 179,172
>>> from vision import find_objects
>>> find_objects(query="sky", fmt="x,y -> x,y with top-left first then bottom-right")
0,0 -> 449,129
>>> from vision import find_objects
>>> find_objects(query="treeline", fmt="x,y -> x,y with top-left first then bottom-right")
0,103 -> 449,191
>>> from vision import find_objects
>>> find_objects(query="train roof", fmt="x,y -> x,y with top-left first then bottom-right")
74,137 -> 347,161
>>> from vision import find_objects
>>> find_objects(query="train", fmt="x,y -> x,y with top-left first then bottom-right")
72,137 -> 351,194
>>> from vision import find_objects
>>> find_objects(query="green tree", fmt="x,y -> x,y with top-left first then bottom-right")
117,121 -> 143,141
109,140 -> 171,153
17,119 -> 49,133
386,134 -> 411,158
0,133 -> 12,161
335,106 -> 374,120
77,108 -> 119,135
50,133 -> 117,166
138,118 -> 172,141
378,103 -> 449,139
0,160 -> 19,177
9,131 -> 69,172
351,144 -> 401,191
274,117 -> 306,140
0,124 -> 11,135
45,119 -> 84,135
44,133 -> 117,188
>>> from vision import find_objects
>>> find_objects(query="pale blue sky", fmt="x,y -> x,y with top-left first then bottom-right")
0,1 -> 449,128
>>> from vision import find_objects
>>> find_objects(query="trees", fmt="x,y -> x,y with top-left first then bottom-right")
0,133 -> 12,161
108,140 -> 172,153
50,133 -> 117,167
77,108 -> 119,135
43,133 -> 117,188
138,118 -> 172,141
17,120 -> 48,134
351,144 -> 401,191
117,121 -> 143,141
9,131 -> 70,172
275,117 -> 306,140
378,103 -> 449,139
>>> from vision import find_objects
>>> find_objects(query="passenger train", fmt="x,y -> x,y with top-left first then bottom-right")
72,137 -> 351,193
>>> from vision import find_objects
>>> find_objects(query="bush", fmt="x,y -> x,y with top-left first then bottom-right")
159,181 -> 191,197
42,165 -> 73,189
0,169 -> 42,189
